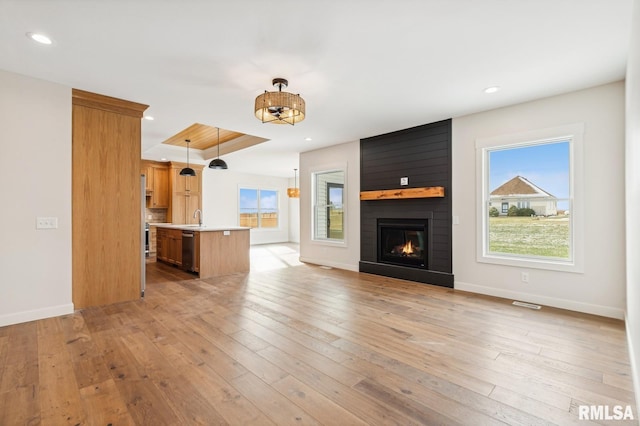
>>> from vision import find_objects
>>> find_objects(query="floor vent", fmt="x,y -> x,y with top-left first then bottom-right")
319,265 -> 333,270
512,301 -> 542,310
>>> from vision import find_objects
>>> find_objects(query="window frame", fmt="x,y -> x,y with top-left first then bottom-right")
238,186 -> 280,230
475,123 -> 584,273
311,166 -> 347,246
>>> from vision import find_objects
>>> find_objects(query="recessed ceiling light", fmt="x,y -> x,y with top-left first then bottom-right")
160,158 -> 167,161
305,137 -> 312,141
143,116 -> 155,121
484,86 -> 501,94
26,32 -> 52,45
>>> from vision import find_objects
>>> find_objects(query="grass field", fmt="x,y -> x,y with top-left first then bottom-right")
489,215 -> 570,258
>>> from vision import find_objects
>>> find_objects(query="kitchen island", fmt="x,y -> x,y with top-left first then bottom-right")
155,225 -> 250,278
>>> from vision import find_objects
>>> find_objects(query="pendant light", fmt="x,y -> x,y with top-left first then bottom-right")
287,168 -> 300,198
208,127 -> 228,169
180,139 -> 196,176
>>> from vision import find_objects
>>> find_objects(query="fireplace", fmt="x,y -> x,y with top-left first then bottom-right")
377,219 -> 428,269
360,119 -> 453,288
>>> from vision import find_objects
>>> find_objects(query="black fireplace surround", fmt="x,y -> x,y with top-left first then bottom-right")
359,119 -> 454,288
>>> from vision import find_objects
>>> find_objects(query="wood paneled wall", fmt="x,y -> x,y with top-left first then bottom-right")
359,119 -> 453,287
72,89 -> 148,309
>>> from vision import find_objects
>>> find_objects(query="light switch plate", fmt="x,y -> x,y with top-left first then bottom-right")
36,217 -> 58,229
400,177 -> 409,186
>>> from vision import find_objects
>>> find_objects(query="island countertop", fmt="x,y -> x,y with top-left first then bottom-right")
155,224 -> 250,232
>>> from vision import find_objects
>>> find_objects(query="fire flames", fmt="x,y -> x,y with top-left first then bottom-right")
401,240 -> 414,255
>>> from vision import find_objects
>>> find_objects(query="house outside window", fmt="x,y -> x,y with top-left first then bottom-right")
239,188 -> 278,228
312,169 -> 345,242
476,123 -> 584,272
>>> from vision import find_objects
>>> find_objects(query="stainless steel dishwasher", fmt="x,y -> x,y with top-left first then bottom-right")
181,230 -> 195,272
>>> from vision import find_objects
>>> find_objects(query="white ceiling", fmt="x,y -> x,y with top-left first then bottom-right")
0,0 -> 633,177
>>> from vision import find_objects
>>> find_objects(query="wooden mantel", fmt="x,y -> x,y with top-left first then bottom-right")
360,186 -> 445,200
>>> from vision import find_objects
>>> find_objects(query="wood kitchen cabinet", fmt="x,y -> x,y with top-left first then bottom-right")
172,192 -> 201,225
143,163 -> 154,192
156,226 -> 249,278
141,160 -> 170,208
168,163 -> 203,224
156,227 -> 182,265
72,89 -> 148,309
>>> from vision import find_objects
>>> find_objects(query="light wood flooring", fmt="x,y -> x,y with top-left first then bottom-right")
1,244 -> 637,425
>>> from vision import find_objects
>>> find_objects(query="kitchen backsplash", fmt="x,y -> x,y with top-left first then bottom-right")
146,208 -> 168,223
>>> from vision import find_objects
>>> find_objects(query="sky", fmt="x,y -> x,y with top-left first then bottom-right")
239,188 -> 278,212
329,187 -> 343,208
489,141 -> 570,208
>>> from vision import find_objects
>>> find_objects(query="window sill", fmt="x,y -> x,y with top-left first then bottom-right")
311,239 -> 347,248
478,253 -> 583,274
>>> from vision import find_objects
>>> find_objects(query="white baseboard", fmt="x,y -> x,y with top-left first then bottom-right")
299,256 -> 359,272
625,312 -> 640,417
455,280 -> 624,319
0,303 -> 75,327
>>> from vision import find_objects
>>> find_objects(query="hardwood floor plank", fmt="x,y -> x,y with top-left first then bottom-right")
352,378 -> 463,426
0,321 -> 40,425
230,314 -> 366,387
173,357 -> 277,425
257,344 -> 426,426
114,378 -> 183,425
165,322 -> 249,382
271,375 -> 371,426
79,379 -> 136,426
334,337 -> 495,401
0,383 -> 40,425
37,317 -> 87,426
0,245 -> 636,424
495,352 -> 635,407
344,354 -> 504,425
230,372 -> 321,426
489,385 -> 590,426
148,374 -> 228,425
186,315 -> 289,385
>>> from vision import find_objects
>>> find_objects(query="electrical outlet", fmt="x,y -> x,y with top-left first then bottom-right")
400,177 -> 408,186
36,217 -> 58,229
521,272 -> 529,283
223,230 -> 231,236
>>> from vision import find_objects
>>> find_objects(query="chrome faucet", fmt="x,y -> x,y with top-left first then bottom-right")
193,209 -> 202,227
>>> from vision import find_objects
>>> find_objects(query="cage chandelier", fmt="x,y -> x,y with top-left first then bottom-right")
255,78 -> 305,125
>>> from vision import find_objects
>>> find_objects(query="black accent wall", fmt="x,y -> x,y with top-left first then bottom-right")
359,119 -> 453,287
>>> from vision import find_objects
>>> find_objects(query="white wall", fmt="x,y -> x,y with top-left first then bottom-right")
0,69 -> 73,326
625,0 -> 640,411
201,168 -> 291,245
288,176 -> 300,243
453,82 -> 626,319
299,140 -> 360,271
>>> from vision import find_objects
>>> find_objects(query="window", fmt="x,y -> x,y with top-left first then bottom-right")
312,169 -> 345,242
239,188 -> 278,228
476,124 -> 584,272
